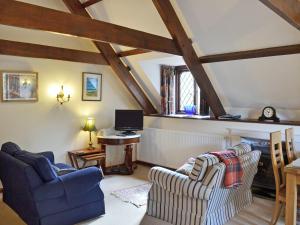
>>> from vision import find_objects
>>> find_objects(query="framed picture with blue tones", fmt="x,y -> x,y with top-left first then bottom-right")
82,72 -> 102,101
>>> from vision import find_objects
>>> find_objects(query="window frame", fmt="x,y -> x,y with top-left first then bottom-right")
174,65 -> 199,114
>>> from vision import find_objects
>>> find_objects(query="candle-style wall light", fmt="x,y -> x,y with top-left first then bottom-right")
56,85 -> 70,105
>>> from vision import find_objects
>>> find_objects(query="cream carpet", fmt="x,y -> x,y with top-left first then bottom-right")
1,165 -> 284,225
79,165 -> 284,225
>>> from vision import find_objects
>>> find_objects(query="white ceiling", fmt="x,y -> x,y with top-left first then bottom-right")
6,0 -> 300,116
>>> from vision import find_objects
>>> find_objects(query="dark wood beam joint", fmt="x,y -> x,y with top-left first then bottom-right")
117,49 -> 152,57
0,0 -> 181,55
63,0 -> 158,114
82,0 -> 102,8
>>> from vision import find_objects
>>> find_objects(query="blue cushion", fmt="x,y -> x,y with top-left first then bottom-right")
51,165 -> 76,176
1,142 -> 22,156
54,163 -> 74,170
15,151 -> 57,182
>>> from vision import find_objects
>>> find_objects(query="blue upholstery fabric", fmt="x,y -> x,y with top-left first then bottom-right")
0,144 -> 105,225
1,142 -> 22,156
15,151 -> 57,182
51,165 -> 77,176
59,167 -> 103,199
37,151 -> 55,164
54,163 -> 73,170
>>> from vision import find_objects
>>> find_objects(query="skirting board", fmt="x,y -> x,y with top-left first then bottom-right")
136,160 -> 176,171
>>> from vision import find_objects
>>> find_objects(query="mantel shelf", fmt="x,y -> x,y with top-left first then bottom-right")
146,114 -> 300,127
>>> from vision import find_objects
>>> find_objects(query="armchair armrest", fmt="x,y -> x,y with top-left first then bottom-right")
37,151 -> 54,164
33,179 -> 64,201
149,167 -> 213,200
59,167 -> 103,199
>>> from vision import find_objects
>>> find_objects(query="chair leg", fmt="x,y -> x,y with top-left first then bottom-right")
270,200 -> 283,225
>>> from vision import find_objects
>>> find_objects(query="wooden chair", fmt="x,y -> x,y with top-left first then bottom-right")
285,128 -> 297,164
270,131 -> 286,225
270,131 -> 300,225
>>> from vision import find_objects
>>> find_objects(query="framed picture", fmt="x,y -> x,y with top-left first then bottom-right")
82,72 -> 102,101
1,71 -> 38,102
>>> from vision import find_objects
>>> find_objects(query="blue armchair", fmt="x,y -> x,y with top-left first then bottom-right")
0,142 -> 105,225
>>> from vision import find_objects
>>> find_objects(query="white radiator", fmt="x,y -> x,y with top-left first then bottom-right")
139,128 -> 226,169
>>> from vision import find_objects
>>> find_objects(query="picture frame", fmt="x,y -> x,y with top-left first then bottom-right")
1,71 -> 38,102
82,72 -> 102,101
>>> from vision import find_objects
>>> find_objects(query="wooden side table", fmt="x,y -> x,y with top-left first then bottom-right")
97,134 -> 140,175
68,148 -> 106,172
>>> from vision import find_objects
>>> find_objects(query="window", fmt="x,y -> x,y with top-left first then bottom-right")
175,65 -> 209,115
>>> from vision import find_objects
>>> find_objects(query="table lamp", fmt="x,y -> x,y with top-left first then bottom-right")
83,117 -> 97,150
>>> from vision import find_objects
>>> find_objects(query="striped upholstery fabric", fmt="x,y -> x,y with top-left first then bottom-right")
189,154 -> 219,181
147,150 -> 261,225
228,143 -> 252,156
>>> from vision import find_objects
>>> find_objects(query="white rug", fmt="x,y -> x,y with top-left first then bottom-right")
111,183 -> 151,208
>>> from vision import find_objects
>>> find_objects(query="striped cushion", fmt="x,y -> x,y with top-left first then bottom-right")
228,143 -> 252,156
176,157 -> 195,175
202,163 -> 226,188
189,154 -> 219,181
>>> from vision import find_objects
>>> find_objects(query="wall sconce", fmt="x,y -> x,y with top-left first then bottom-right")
56,85 -> 70,105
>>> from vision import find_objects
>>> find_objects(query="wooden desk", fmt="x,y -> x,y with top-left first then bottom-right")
97,134 -> 140,175
285,164 -> 300,225
68,148 -> 106,171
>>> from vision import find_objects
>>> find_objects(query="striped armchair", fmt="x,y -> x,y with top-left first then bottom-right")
147,144 -> 261,225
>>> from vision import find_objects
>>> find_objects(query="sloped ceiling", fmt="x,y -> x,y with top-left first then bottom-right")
83,0 -> 300,119
3,0 -> 300,119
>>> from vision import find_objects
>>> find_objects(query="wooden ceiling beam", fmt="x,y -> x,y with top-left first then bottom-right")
82,0 -> 102,8
0,39 -> 109,65
199,44 -> 300,63
153,0 -> 226,117
63,0 -> 158,114
0,0 -> 180,55
117,49 -> 152,57
260,0 -> 300,30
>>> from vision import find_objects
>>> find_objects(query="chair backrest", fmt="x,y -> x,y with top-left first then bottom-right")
270,131 -> 285,193
285,128 -> 296,164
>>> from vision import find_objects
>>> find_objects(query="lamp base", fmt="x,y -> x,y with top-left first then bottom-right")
87,141 -> 95,150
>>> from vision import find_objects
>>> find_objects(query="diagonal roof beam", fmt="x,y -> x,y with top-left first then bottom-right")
260,0 -> 300,30
0,0 -> 180,55
152,0 -> 226,117
0,39 -> 109,65
62,0 -> 158,114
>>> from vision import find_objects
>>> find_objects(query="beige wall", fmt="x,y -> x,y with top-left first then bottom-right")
0,0 -> 141,166
0,55 -> 139,164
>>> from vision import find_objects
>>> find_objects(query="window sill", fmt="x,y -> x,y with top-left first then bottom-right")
145,114 -> 300,126
146,114 -> 210,120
